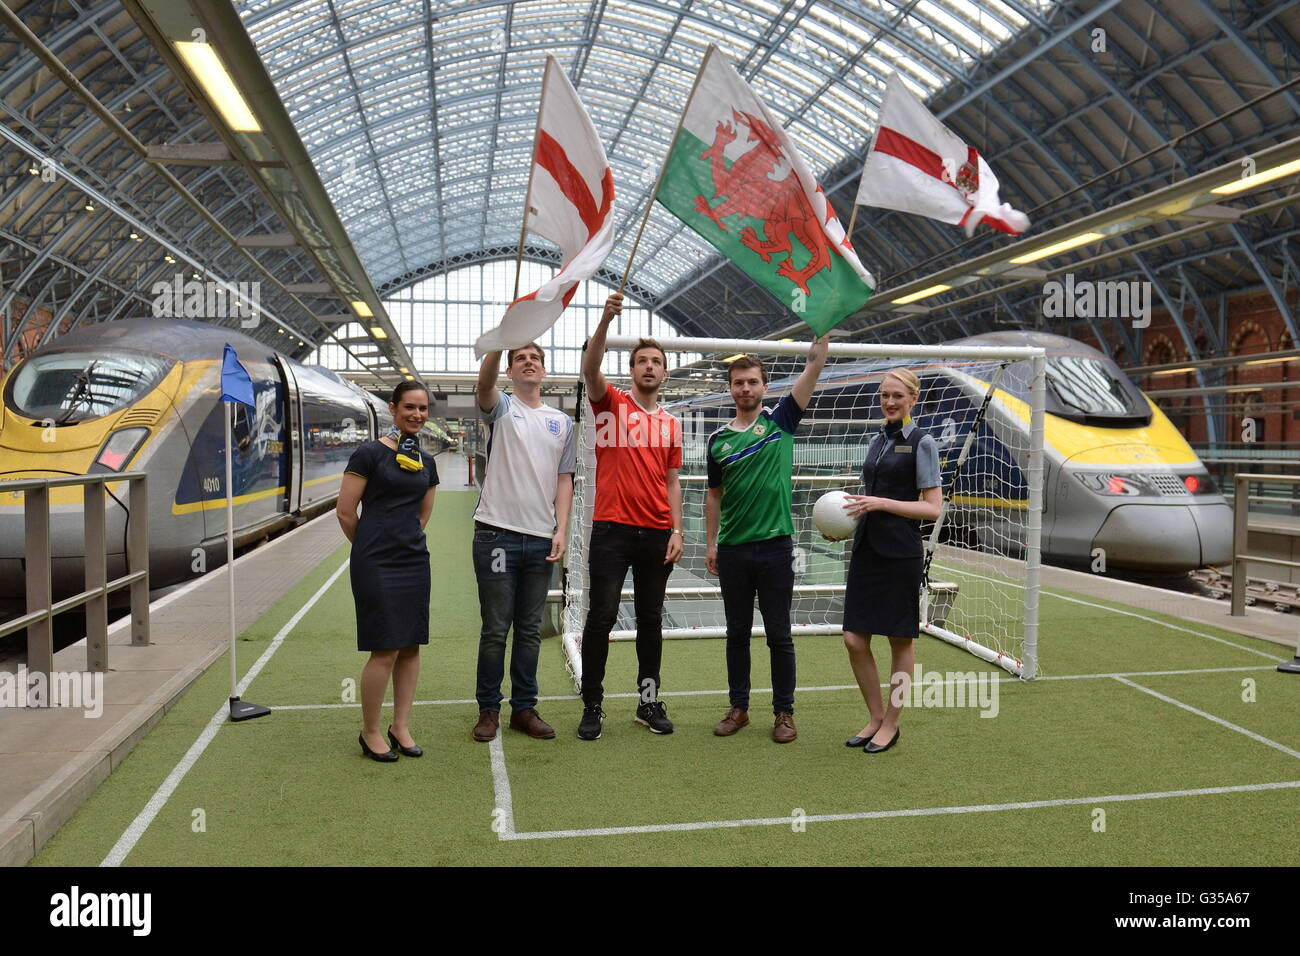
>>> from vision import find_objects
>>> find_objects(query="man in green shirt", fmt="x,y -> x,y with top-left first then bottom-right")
705,337 -> 828,742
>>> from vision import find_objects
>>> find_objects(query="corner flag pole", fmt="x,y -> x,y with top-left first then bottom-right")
220,344 -> 271,723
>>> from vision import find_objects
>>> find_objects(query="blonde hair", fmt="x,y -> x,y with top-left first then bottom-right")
881,368 -> 920,398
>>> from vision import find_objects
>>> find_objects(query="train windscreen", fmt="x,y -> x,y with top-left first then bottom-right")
5,350 -> 174,423
1042,355 -> 1151,427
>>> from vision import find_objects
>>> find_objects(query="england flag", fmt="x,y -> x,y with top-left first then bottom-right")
475,57 -> 615,357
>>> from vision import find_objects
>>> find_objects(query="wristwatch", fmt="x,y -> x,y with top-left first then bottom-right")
671,529 -> 682,535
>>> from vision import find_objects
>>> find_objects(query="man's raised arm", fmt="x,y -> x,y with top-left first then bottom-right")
476,349 -> 503,413
790,334 -> 829,410
582,293 -> 623,405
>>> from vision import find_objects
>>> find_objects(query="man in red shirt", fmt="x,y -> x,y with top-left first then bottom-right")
577,292 -> 683,740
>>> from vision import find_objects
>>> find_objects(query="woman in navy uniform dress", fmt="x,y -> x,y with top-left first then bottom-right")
840,369 -> 943,754
336,381 -> 439,762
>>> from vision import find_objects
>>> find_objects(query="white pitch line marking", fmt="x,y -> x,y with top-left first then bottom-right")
933,563 -> 1287,662
100,558 -> 351,867
265,664 -> 1281,710
1112,676 -> 1300,760
499,780 -> 1300,841
488,733 -> 516,840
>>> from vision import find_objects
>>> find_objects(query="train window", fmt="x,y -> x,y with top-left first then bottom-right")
1043,356 -> 1150,426
5,350 -> 174,424
232,404 -> 253,454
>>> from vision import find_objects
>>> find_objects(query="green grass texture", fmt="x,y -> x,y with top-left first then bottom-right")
32,491 -> 1299,867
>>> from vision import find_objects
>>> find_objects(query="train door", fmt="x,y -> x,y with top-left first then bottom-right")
273,355 -> 305,514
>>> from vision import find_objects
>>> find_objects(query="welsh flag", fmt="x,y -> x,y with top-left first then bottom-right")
475,56 -> 615,357
855,74 -> 1029,237
656,46 -> 874,335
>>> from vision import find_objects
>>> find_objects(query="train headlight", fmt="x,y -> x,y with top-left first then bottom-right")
89,427 -> 149,473
1075,472 -> 1147,496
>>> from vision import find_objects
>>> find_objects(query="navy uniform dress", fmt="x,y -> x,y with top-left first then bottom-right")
344,439 -> 439,651
842,421 -> 942,638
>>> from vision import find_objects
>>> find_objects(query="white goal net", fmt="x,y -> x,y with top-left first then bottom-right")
559,337 -> 1046,685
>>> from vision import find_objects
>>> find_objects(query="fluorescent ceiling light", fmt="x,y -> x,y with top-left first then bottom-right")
891,284 -> 951,305
1151,366 -> 1198,375
370,326 -> 387,339
1211,158 -> 1300,196
175,42 -> 262,133
1008,232 -> 1105,264
1243,356 -> 1298,366
352,300 -> 373,317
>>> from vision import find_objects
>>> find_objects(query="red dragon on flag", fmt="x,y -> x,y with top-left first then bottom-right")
692,109 -> 836,295
654,47 -> 875,335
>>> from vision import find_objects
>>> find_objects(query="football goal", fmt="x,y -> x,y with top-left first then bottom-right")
557,336 -> 1047,686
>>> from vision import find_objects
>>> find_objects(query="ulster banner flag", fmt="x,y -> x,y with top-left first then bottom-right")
855,75 -> 1029,237
475,56 -> 615,358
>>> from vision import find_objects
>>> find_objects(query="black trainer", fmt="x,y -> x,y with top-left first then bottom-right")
634,700 -> 674,734
577,704 -> 604,741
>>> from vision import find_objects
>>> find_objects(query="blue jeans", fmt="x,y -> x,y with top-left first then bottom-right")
473,526 -> 553,712
717,535 -> 796,714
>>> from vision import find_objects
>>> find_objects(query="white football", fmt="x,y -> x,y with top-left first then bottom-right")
813,490 -> 858,541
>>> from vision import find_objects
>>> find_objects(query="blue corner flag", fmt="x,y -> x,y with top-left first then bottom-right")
220,344 -> 255,407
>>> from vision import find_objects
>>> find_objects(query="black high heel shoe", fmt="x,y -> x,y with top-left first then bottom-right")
387,725 -> 423,758
359,732 -> 399,762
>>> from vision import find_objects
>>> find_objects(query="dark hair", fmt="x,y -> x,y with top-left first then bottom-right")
629,337 -> 667,368
508,342 -> 546,367
389,380 -> 429,405
727,355 -> 768,384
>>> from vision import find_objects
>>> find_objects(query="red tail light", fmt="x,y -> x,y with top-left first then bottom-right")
1183,475 -> 1200,493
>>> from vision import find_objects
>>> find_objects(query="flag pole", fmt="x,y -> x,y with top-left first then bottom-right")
846,204 -> 860,242
513,56 -> 556,302
221,346 -> 271,723
618,45 -> 716,296
226,403 -> 237,701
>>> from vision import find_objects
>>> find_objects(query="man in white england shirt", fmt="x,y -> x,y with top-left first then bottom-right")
470,341 -> 575,742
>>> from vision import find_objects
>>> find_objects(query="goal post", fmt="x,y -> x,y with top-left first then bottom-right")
558,336 -> 1047,689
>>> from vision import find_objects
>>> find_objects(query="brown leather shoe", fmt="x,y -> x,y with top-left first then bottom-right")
772,712 -> 797,743
713,707 -> 749,736
472,709 -> 499,742
509,708 -> 556,739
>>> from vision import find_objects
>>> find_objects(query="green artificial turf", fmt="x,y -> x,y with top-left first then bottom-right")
31,491 -> 1300,867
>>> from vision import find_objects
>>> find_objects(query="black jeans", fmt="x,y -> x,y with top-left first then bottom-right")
581,521 -> 673,706
717,535 -> 796,714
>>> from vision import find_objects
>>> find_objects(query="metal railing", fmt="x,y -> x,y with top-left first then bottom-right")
0,473 -> 149,677
1232,473 -> 1300,616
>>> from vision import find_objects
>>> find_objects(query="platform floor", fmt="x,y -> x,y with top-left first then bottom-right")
2,477 -> 1297,866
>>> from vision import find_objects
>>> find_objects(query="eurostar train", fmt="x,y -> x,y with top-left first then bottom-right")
672,331 -> 1231,573
0,318 -> 437,601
